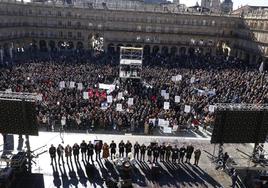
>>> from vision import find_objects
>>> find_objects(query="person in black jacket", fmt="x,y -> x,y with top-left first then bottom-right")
134,142 -> 140,160
110,140 -> 116,160
153,143 -> 160,163
49,144 -> 56,166
159,143 -> 166,162
119,140 -> 125,158
172,145 -> 179,163
57,144 -> 64,166
73,143 -> 80,161
125,140 -> 132,158
95,141 -> 102,161
186,145 -> 194,163
80,140 -> 87,161
165,143 -> 172,161
179,145 -> 186,163
140,144 -> 146,161
87,141 -> 94,162
147,144 -> 152,163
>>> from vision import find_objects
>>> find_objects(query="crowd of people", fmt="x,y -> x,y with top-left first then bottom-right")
49,140 -> 202,166
0,50 -> 267,134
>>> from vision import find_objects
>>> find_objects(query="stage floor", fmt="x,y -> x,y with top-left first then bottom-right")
0,132 -> 257,188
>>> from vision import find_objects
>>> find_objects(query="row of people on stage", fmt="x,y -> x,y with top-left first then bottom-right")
49,140 -> 202,166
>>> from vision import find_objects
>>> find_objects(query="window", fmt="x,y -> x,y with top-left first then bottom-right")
59,31 -> 63,37
58,21 -> 62,26
57,11 -> 61,17
68,32 -> 72,38
67,21 -> 71,27
77,32 -> 82,38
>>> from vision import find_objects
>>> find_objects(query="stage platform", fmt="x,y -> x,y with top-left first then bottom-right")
0,132 -> 260,188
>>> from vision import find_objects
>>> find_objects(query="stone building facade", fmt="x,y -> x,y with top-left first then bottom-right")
0,0 -> 267,64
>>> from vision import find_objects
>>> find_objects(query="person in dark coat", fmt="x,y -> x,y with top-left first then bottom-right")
87,141 -> 94,162
134,142 -> 140,160
172,145 -> 179,163
119,140 -> 125,158
153,143 -> 160,163
65,144 -> 72,164
49,144 -> 56,165
95,141 -> 102,161
57,144 -> 64,166
165,143 -> 172,161
179,145 -> 186,163
80,140 -> 87,161
159,143 -> 166,162
73,143 -> 80,161
140,144 -> 146,161
194,149 -> 201,166
147,144 -> 152,163
110,140 -> 116,160
185,145 -> 194,163
125,140 -> 132,158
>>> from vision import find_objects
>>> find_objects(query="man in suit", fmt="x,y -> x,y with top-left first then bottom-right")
110,140 -> 116,160
49,144 -> 56,166
87,141 -> 94,162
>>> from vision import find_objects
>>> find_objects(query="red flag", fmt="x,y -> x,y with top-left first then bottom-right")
88,89 -> 94,98
100,91 -> 107,99
95,90 -> 99,97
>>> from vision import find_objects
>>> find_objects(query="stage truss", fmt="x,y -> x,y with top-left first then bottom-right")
119,47 -> 143,79
214,103 -> 268,111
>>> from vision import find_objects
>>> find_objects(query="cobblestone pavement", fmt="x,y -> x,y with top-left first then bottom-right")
0,132 -> 258,188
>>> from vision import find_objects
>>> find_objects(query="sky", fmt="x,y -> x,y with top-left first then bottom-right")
180,0 -> 268,9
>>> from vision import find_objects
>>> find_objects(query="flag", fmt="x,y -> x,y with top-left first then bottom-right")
259,62 -> 264,73
88,89 -> 94,98
100,91 -> 107,99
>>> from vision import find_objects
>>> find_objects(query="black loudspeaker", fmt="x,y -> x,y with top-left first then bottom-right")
0,99 -> 38,135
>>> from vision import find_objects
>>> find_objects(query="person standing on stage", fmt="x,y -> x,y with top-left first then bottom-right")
110,140 -> 116,160
134,142 -> 140,160
179,145 -> 186,163
80,140 -> 87,161
73,143 -> 80,161
147,144 -> 153,163
49,144 -> 56,166
119,140 -> 125,158
95,141 -> 102,161
57,144 -> 64,166
125,140 -> 132,158
140,144 -> 146,161
102,143 -> 110,160
194,149 -> 201,166
172,145 -> 179,163
186,144 -> 194,163
65,144 -> 72,164
153,143 -> 160,163
159,143 -> 166,162
87,141 -> 94,162
165,143 -> 172,161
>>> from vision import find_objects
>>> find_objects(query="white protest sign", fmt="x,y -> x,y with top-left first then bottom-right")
190,77 -> 195,84
37,94 -> 43,101
175,96 -> 181,103
5,88 -> 12,93
107,95 -> 113,103
70,81 -> 75,88
77,83 -> 83,90
163,127 -> 172,134
171,76 -> 176,82
118,92 -> 123,100
184,105 -> 191,113
164,102 -> 170,110
164,93 -> 169,100
176,75 -> 182,81
128,98 -> 134,106
59,81 -> 65,89
209,105 -> 215,112
116,103 -> 123,111
161,90 -> 166,97
83,92 -> 89,99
